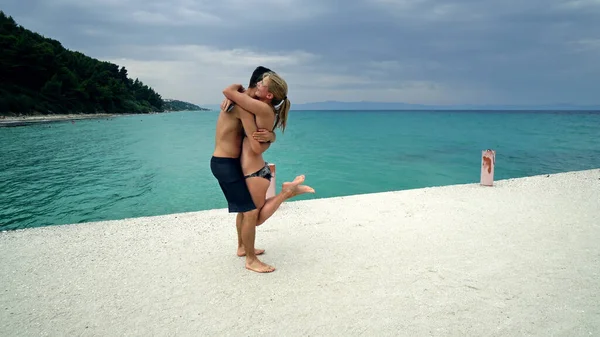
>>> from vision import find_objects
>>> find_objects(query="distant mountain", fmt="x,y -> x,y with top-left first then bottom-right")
201,101 -> 600,112
198,101 -> 430,111
162,99 -> 208,112
291,101 -> 431,110
290,101 -> 600,111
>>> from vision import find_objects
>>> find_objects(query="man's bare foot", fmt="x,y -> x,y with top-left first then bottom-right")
237,246 -> 265,257
245,258 -> 275,273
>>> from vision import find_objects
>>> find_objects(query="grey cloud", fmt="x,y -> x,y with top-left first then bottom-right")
2,0 -> 599,104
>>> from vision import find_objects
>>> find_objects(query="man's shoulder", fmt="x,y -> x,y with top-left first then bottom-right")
231,102 -> 270,116
226,105 -> 242,119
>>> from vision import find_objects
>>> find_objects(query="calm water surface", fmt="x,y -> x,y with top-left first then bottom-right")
1,110 -> 599,230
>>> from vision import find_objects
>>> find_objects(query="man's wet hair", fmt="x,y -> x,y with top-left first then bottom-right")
248,66 -> 272,88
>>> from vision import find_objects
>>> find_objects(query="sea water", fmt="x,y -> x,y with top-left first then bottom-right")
1,110 -> 599,230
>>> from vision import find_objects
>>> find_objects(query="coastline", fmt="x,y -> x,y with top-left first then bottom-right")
0,113 -> 117,127
0,111 -> 204,127
1,169 -> 599,336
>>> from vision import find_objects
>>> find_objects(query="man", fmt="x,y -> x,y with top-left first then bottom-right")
210,66 -> 313,273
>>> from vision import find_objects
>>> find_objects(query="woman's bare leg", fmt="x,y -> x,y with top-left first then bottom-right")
257,175 -> 315,226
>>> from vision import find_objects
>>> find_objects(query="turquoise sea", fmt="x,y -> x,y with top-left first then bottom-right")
1,110 -> 599,230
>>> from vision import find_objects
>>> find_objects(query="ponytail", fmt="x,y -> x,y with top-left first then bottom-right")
275,98 -> 290,133
263,72 -> 290,133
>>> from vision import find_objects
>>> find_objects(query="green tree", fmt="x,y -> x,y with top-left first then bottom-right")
0,10 -> 166,115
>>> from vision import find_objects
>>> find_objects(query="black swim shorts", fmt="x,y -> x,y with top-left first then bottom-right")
210,156 -> 256,213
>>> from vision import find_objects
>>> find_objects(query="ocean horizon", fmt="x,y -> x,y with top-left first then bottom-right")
1,109 -> 599,231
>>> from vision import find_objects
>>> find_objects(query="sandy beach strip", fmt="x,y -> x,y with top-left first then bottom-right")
0,114 -> 116,127
1,169 -> 599,336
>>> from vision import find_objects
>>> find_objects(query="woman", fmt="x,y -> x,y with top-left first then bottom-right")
222,72 -> 293,214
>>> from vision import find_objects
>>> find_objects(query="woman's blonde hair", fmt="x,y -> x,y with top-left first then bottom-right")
263,72 -> 290,133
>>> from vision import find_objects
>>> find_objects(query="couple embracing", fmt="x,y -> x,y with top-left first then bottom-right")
210,66 -> 314,273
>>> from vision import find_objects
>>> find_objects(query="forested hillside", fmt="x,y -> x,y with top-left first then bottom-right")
163,99 -> 208,112
0,11 -> 163,115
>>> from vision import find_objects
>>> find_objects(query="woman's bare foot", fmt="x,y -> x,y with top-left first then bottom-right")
245,258 -> 275,273
282,175 -> 305,190
281,175 -> 315,196
237,246 -> 265,257
293,185 -> 315,195
282,177 -> 315,198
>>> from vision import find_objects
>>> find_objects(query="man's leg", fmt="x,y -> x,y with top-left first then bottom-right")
257,175 -> 315,226
236,213 -> 243,250
210,157 -> 266,259
241,209 -> 275,273
236,212 -> 265,257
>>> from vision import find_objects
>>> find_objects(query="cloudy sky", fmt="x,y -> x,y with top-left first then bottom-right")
4,0 -> 600,106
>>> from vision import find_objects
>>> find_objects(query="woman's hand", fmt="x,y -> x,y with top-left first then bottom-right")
253,129 -> 275,143
221,97 -> 233,112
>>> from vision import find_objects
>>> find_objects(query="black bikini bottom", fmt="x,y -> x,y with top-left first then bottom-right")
244,162 -> 272,181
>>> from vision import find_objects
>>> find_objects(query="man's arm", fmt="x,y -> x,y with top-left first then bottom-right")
223,84 -> 272,118
238,108 -> 271,154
